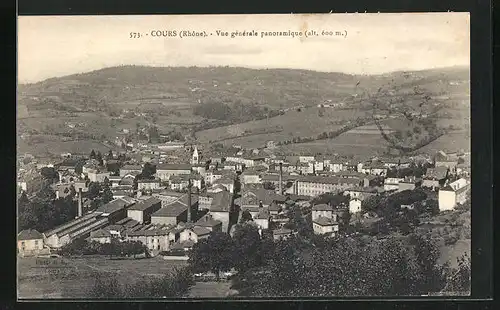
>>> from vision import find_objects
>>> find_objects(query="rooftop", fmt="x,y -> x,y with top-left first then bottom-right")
210,190 -> 232,212
128,197 -> 162,211
96,198 -> 135,215
298,175 -> 361,185
425,167 -> 448,180
313,216 -> 338,226
157,164 -> 192,171
312,204 -> 333,211
18,229 -> 44,240
195,214 -> 222,228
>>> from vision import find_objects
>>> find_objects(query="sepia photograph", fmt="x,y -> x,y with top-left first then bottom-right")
17,13 -> 471,299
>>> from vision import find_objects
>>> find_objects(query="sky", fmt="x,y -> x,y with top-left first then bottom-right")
18,13 -> 470,83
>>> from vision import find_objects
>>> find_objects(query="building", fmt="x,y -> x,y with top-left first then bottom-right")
119,165 -> 143,177
272,228 -> 294,241
384,178 -> 404,191
254,209 -> 270,230
312,217 -> 339,236
241,169 -> 261,185
156,164 -> 191,181
195,214 -> 223,232
95,197 -> 137,223
108,176 -> 123,187
434,151 -> 458,175
169,174 -> 191,191
179,225 -> 211,244
198,192 -> 215,209
89,229 -> 113,244
150,194 -> 199,226
422,167 -> 449,190
328,161 -> 344,173
398,177 -> 422,192
87,168 -> 111,183
343,187 -> 381,201
137,179 -> 162,191
209,190 -> 232,233
18,229 -> 48,257
191,146 -> 201,165
126,227 -> 172,252
44,213 -> 109,249
295,176 -> 362,197
311,204 -> 335,221
127,197 -> 162,224
349,198 -> 362,214
236,189 -> 286,218
213,176 -> 235,194
438,178 -> 470,211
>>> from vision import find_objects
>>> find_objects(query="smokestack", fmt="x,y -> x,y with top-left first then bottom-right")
279,163 -> 283,195
187,178 -> 192,223
77,188 -> 83,218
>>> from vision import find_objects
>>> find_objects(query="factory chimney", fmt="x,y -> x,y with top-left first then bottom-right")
77,188 -> 83,218
187,178 -> 192,223
278,162 -> 283,195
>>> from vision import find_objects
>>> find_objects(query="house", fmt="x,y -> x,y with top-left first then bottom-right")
456,163 -> 471,177
312,216 -> 339,236
438,178 -> 470,211
241,169 -> 262,185
191,175 -> 205,191
119,165 -> 143,177
268,202 -> 282,216
87,168 -> 111,183
272,228 -> 294,241
156,164 -> 192,181
206,184 -> 228,194
213,176 -> 235,194
179,225 -> 211,243
18,229 -> 48,257
111,187 -> 134,199
108,176 -> 123,187
191,164 -> 207,176
125,227 -> 172,252
195,214 -> 223,232
382,158 -> 412,169
299,155 -> 315,163
434,151 -> 458,175
349,198 -> 362,214
384,178 -> 404,191
137,179 -> 162,191
150,194 -> 199,226
169,174 -> 191,191
89,229 -> 112,244
198,192 -> 216,209
295,175 -> 362,197
152,190 -> 186,206
223,161 -> 245,172
44,213 -> 109,249
311,204 -> 336,221
328,160 -> 344,173
254,209 -> 270,230
96,197 -> 137,223
398,177 -> 422,191
209,190 -> 232,233
235,189 -> 286,218
361,162 -> 388,177
82,159 -> 101,174
127,197 -> 162,224
343,187 -> 381,201
422,167 -> 449,190
120,174 -> 139,186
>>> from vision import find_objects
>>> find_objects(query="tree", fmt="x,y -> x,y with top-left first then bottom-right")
107,150 -> 114,160
263,182 -> 276,190
239,210 -> 253,223
101,182 -> 114,204
75,160 -> 85,175
139,162 -> 156,180
40,167 -> 59,182
232,224 -> 263,272
446,253 -> 471,293
188,232 -> 234,281
90,149 -> 96,160
87,182 -> 102,200
96,151 -> 104,166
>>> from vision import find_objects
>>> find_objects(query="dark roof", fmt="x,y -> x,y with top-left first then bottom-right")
96,198 -> 135,214
121,165 -> 142,171
236,189 -> 286,206
151,203 -> 187,218
210,190 -> 232,212
195,215 -> 222,228
191,226 -> 211,236
260,173 -> 297,182
127,228 -> 171,236
312,204 -> 333,211
255,209 -> 270,219
157,164 -> 192,171
297,175 -> 361,185
18,229 -> 43,240
128,197 -> 162,211
269,202 -> 281,211
425,167 -> 448,180
138,179 -> 161,183
273,228 -> 292,235
313,216 -> 337,226
90,229 -> 112,238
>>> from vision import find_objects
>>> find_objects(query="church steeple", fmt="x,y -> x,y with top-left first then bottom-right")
191,145 -> 199,165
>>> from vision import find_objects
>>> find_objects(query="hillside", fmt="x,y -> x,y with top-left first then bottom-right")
17,65 -> 470,157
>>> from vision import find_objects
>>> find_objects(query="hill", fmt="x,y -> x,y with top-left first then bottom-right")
17,65 -> 470,157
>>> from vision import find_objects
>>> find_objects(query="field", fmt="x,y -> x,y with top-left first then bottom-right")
187,281 -> 236,298
18,256 -> 187,299
196,107 -> 368,146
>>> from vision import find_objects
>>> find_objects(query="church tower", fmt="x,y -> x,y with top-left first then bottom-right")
191,145 -> 199,165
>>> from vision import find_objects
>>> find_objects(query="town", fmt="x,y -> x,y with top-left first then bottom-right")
17,136 -> 471,297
